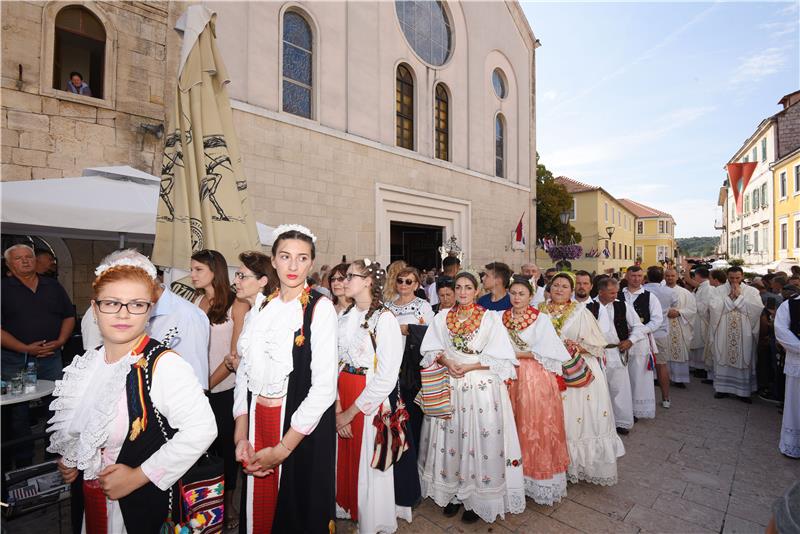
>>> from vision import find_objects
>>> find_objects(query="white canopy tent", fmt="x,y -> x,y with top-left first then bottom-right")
1,165 -> 275,248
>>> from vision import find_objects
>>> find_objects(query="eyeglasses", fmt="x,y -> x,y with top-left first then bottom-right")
95,300 -> 152,315
345,273 -> 368,281
396,277 -> 416,286
234,272 -> 258,280
329,276 -> 345,283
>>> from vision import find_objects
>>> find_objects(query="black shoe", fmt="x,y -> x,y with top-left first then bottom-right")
443,503 -> 461,517
654,379 -> 660,386
738,396 -> 752,404
702,379 -> 714,385
714,392 -> 728,399
633,416 -> 639,423
461,510 -> 480,524
672,382 -> 687,389
616,427 -> 629,435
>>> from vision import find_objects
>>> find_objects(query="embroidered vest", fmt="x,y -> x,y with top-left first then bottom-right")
619,290 -> 651,325
116,337 -> 179,533
587,301 -> 630,342
789,298 -> 800,338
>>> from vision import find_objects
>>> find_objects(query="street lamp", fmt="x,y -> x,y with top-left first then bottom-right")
605,226 -> 615,239
559,210 -> 571,244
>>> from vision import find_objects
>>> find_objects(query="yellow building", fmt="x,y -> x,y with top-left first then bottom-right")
618,199 -> 677,267
539,177 -> 636,273
772,146 -> 800,261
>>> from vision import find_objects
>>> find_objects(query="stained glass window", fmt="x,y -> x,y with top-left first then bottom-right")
395,1 -> 452,66
495,114 -> 505,178
282,11 -> 312,118
435,84 -> 449,161
396,65 -> 414,150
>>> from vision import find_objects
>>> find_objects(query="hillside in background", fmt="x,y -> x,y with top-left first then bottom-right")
677,236 -> 719,257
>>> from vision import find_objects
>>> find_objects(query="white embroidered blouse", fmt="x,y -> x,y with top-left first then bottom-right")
338,308 -> 403,416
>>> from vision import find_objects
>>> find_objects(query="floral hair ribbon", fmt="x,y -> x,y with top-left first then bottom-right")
94,258 -> 158,280
272,224 -> 317,243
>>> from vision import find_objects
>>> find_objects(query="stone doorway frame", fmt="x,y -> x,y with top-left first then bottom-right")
375,183 -> 471,267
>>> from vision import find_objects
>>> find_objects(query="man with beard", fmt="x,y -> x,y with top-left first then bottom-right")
574,270 -> 593,305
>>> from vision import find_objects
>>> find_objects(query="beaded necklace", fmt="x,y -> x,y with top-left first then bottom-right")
261,284 -> 312,346
538,301 -> 577,337
446,303 -> 485,353
502,306 -> 539,351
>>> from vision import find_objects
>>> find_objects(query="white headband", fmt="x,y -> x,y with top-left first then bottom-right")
272,224 -> 317,244
94,258 -> 158,280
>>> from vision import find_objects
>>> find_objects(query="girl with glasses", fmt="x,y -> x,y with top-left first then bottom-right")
233,226 -> 338,533
190,249 -> 251,530
418,272 -> 524,524
49,257 -> 216,533
335,259 -> 419,532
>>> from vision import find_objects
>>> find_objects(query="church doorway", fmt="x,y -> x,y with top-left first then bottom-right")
390,222 -> 443,271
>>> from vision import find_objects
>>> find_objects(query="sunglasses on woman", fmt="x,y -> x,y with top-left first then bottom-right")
396,277 -> 417,286
329,276 -> 345,283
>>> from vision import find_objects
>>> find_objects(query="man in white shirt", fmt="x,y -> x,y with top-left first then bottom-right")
663,268 -> 697,391
620,266 -> 662,418
773,294 -> 800,458
643,266 -> 679,408
587,277 -> 646,434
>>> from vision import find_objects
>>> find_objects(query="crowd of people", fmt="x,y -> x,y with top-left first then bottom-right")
1,224 -> 798,534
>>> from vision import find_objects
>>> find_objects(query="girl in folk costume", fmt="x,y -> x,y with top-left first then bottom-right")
418,272 -> 525,524
335,260 -> 418,532
190,249 -> 251,530
538,273 -> 625,486
503,277 -> 572,505
48,255 -> 216,533
233,226 -> 338,534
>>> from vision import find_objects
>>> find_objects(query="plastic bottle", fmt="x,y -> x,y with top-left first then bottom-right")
23,361 -> 37,394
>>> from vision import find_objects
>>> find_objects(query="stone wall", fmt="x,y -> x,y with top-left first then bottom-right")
1,1 -> 171,181
777,103 -> 800,160
234,107 -> 533,270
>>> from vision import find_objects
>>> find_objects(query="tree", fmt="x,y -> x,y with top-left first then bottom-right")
536,154 -> 581,243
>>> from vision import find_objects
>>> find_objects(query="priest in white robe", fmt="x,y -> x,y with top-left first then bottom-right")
663,268 -> 697,386
689,268 -> 713,373
773,295 -> 800,458
708,267 -> 763,401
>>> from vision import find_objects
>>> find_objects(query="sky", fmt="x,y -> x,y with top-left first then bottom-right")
521,0 -> 799,238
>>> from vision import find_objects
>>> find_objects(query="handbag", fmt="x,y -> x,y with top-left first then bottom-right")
142,345 -> 225,534
561,351 -> 594,388
414,363 -> 453,418
366,328 -> 410,472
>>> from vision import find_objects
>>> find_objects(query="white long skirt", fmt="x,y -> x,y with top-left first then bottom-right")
335,404 -> 411,534
627,351 -> 656,418
418,369 -> 525,523
780,375 -> 800,458
605,351 -> 634,430
562,357 -> 625,485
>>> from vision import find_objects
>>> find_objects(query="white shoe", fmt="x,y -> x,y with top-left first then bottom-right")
662,400 -> 671,409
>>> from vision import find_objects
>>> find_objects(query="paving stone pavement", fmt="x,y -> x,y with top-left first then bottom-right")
5,376 -> 798,533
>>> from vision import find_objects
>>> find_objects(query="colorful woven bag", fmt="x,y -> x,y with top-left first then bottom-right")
414,363 -> 453,418
561,352 -> 594,388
